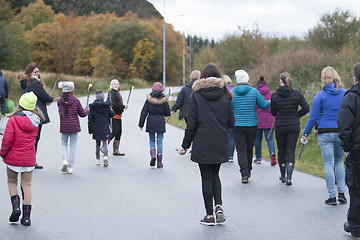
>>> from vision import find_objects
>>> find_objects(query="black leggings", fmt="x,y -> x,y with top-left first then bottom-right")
111,118 -> 122,140
275,125 -> 300,164
35,124 -> 43,153
198,163 -> 222,215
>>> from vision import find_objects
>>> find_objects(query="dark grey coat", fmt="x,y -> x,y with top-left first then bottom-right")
88,100 -> 115,140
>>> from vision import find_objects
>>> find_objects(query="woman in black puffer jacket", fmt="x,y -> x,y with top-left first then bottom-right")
271,72 -> 309,186
179,63 -> 235,226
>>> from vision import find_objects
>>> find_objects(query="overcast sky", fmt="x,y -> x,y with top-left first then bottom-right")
147,0 -> 360,41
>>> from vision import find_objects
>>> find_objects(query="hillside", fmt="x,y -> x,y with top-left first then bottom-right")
7,0 -> 162,19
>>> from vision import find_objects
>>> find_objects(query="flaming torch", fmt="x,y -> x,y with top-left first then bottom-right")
126,86 -> 134,105
86,83 -> 93,108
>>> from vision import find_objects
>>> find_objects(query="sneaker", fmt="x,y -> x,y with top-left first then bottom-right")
96,159 -> 100,165
215,205 -> 226,224
344,222 -> 351,233
228,157 -> 234,162
103,156 -> 108,167
67,167 -> 73,174
200,215 -> 215,226
61,160 -> 68,173
338,193 -> 347,204
325,197 -> 337,205
35,163 -> 43,169
271,155 -> 277,166
254,158 -> 261,164
242,176 -> 249,184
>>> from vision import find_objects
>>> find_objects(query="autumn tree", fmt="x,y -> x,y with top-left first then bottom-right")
193,46 -> 221,73
129,38 -> 156,80
0,0 -> 15,24
90,45 -> 115,78
306,9 -> 360,51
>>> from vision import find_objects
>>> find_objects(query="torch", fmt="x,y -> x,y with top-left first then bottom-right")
267,119 -> 275,139
126,86 -> 134,105
51,77 -> 59,97
165,86 -> 174,123
86,83 -> 93,108
298,134 -> 308,160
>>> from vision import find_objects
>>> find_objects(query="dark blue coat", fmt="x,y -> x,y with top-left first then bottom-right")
138,92 -> 170,133
0,70 -> 9,97
20,78 -> 54,124
88,100 -> 115,140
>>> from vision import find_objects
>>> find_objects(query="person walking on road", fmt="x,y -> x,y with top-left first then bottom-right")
302,66 -> 347,205
0,92 -> 45,226
18,63 -> 53,169
254,76 -> 276,166
0,70 -> 9,116
271,72 -> 309,185
171,70 -> 200,124
108,79 -> 127,156
57,81 -> 89,174
222,75 -> 235,162
88,90 -> 115,167
179,63 -> 235,226
338,62 -> 360,237
232,70 -> 270,183
138,82 -> 170,168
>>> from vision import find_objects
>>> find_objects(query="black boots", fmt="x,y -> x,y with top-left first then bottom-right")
279,163 -> 286,183
21,205 -> 31,226
9,195 -> 21,222
150,148 -> 156,166
286,162 -> 294,185
157,154 -> 163,168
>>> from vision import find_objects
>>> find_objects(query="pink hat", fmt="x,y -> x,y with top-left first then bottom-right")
152,82 -> 164,92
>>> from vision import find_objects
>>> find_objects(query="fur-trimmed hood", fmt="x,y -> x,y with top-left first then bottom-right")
192,77 -> 225,92
147,93 -> 168,105
192,77 -> 225,101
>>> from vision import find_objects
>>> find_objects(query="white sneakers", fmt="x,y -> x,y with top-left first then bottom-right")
103,156 -> 108,167
61,160 -> 68,173
96,159 -> 100,165
67,167 -> 73,174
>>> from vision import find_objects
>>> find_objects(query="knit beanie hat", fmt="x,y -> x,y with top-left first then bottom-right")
58,81 -> 75,93
257,76 -> 267,86
95,90 -> 104,100
19,92 -> 37,110
152,82 -> 164,92
235,70 -> 249,84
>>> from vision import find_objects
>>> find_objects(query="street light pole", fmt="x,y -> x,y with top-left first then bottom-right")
188,31 -> 191,80
179,15 -> 185,86
163,0 -> 166,88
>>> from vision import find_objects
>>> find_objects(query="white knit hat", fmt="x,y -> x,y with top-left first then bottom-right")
235,70 -> 249,84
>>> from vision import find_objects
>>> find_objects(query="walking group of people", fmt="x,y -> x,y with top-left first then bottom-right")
2,61 -> 360,238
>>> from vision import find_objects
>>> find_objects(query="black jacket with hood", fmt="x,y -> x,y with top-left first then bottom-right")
338,83 -> 360,160
271,86 -> 309,127
181,77 -> 235,164
171,80 -> 195,120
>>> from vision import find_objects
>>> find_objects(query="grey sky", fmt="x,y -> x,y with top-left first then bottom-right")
148,0 -> 359,41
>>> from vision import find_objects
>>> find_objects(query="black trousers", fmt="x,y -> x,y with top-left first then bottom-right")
0,95 -> 6,115
198,163 -> 222,216
111,118 -> 122,140
346,164 -> 360,231
233,126 -> 257,177
35,124 -> 43,153
275,125 -> 300,164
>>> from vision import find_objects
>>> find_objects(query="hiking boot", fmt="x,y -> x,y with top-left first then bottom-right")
200,215 -> 215,226
242,176 -> 249,184
61,160 -> 68,173
103,156 -> 108,167
215,205 -> 226,224
338,193 -> 347,204
271,155 -> 276,166
325,197 -> 337,205
254,158 -> 261,164
9,195 -> 21,222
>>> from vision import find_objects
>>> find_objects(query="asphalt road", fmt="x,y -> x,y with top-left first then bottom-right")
0,86 -> 352,240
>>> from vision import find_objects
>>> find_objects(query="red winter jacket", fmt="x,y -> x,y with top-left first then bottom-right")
0,115 -> 38,167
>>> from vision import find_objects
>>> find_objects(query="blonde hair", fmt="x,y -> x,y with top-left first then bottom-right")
222,75 -> 232,84
190,70 -> 201,81
9,106 -> 45,122
280,72 -> 293,91
321,66 -> 343,89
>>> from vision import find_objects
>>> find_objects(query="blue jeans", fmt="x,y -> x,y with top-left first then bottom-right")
149,133 -> 164,154
254,129 -> 275,159
318,133 -> 345,198
61,133 -> 78,167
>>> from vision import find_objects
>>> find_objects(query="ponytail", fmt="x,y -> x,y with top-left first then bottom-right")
280,72 -> 293,91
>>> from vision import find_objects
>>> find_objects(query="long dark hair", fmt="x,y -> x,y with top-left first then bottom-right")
62,92 -> 71,115
24,62 -> 45,87
200,63 -> 221,79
